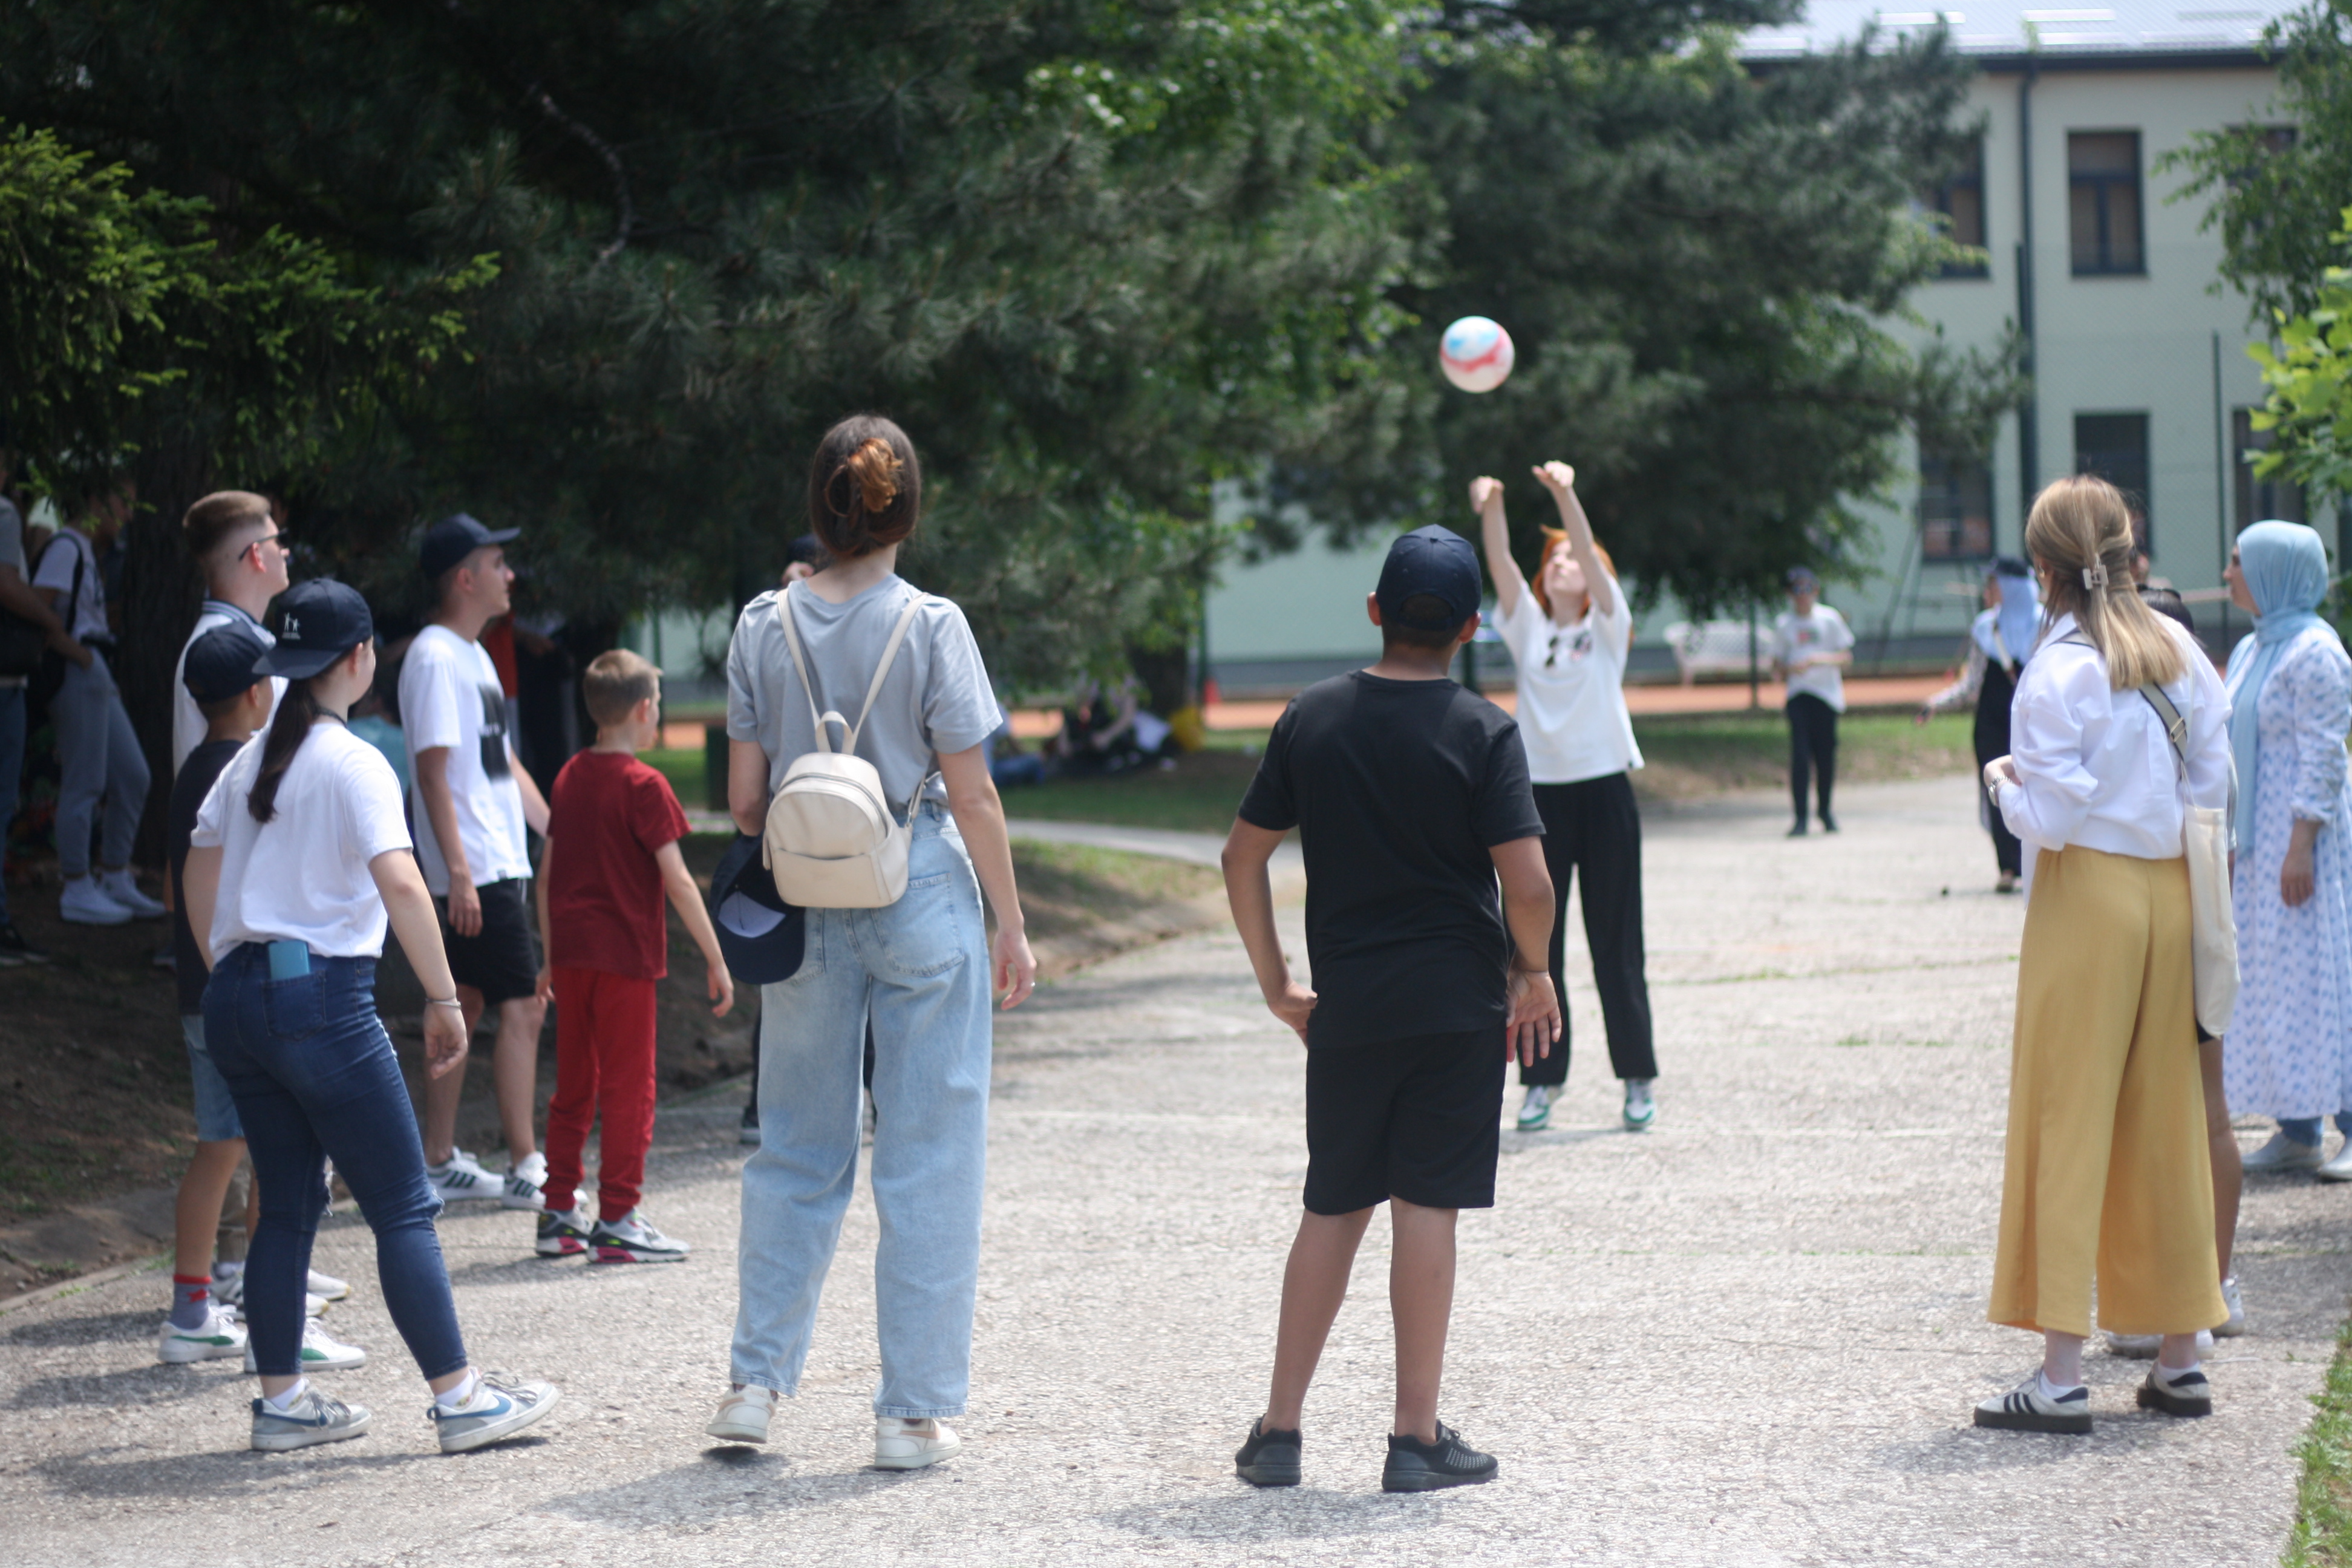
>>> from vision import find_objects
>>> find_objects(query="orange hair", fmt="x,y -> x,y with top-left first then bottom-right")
1530,528 -> 1615,620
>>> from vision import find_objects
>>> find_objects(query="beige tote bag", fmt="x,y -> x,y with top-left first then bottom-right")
2138,680 -> 2238,1037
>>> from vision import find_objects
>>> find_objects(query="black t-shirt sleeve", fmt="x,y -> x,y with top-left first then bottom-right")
1471,719 -> 1546,848
1236,701 -> 1301,832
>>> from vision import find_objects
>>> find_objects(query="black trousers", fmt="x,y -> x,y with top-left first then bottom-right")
1786,693 -> 1838,825
1972,659 -> 2023,877
1520,772 -> 1658,1087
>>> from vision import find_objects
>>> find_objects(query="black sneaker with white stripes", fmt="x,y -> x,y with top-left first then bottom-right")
2137,1364 -> 2213,1419
1232,1418 -> 1301,1487
1380,1420 -> 1498,1492
1973,1373 -> 2092,1435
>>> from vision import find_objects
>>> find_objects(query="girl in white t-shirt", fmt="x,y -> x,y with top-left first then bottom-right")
182,579 -> 559,1457
1472,461 -> 1658,1135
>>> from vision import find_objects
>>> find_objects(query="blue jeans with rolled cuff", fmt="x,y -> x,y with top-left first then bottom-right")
730,803 -> 991,1418
204,943 -> 468,1380
2280,1114 -> 2352,1149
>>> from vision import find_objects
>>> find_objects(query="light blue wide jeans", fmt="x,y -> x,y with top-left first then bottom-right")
730,804 -> 991,1418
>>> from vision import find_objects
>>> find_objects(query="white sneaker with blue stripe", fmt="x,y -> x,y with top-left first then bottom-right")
430,1371 -> 560,1453
250,1385 -> 371,1451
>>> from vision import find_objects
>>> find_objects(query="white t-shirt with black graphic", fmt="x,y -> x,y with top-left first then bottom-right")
399,623 -> 530,895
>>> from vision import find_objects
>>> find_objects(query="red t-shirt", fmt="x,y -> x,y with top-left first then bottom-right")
544,751 -> 690,979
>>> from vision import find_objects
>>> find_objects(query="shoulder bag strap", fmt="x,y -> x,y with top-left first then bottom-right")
2138,681 -> 2190,780
774,583 -> 840,755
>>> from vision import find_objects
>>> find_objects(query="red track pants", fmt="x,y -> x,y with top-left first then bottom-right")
544,967 -> 659,1218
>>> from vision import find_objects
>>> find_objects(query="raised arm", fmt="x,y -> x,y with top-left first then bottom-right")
1471,475 -> 1526,620
1531,462 -> 1616,621
1488,835 -> 1561,1066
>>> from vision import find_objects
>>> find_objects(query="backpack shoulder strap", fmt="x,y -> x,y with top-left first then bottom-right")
774,584 -> 840,754
844,589 -> 928,751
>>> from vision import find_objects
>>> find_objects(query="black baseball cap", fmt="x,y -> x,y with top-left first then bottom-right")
258,580 -> 375,681
419,512 -> 520,581
708,834 -> 805,985
1375,524 -> 1481,631
183,623 -> 272,706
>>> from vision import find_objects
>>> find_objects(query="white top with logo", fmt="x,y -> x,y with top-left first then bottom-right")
192,724 -> 414,958
172,602 -> 287,774
1772,604 -> 1856,713
398,623 -> 530,894
1493,580 -> 1643,784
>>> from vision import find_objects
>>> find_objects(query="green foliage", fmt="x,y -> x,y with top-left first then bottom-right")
2247,209 -> 2352,498
2285,1316 -> 2352,1566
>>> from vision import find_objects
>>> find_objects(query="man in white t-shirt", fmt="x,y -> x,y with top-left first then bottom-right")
0,461 -> 90,961
1771,566 -> 1855,835
400,513 -> 553,1210
172,492 -> 290,775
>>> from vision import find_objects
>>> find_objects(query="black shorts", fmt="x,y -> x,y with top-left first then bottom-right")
440,877 -> 541,1005
1303,1029 -> 1506,1215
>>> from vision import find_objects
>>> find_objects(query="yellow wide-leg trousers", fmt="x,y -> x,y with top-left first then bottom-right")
1988,845 -> 2227,1339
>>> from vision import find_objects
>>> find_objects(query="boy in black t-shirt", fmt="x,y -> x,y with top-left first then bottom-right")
1222,524 -> 1561,1494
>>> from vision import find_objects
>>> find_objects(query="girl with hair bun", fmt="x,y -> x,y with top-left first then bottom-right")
712,413 -> 1035,1470
1972,474 -> 2233,1436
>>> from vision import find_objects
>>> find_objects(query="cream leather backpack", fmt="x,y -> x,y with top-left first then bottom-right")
762,584 -> 932,909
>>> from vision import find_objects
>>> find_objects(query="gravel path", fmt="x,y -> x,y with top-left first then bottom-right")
4,776 -> 2346,1566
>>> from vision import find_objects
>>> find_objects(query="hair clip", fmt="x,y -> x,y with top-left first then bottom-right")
2081,563 -> 2108,592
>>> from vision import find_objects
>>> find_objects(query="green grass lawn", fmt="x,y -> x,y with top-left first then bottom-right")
2290,1323 -> 2352,1566
644,746 -> 711,811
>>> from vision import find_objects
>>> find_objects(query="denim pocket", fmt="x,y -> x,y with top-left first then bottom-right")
864,857 -> 977,981
261,971 -> 327,1042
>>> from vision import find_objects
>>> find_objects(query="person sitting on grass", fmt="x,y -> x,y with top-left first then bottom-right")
1221,524 -> 1561,1494
532,648 -> 735,1265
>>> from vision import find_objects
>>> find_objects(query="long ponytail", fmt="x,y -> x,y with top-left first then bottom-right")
2024,475 -> 2185,691
248,677 -> 323,824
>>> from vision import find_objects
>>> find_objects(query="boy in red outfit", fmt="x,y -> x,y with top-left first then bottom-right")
533,650 -> 735,1263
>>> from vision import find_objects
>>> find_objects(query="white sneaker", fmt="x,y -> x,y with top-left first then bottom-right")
158,1304 -> 247,1364
2102,1327 -> 2214,1359
707,1385 -> 777,1443
97,867 -> 166,919
2319,1143 -> 2352,1183
874,1415 -> 962,1470
2216,1275 -> 2247,1338
1515,1085 -> 1552,1132
210,1269 -> 327,1318
590,1209 -> 691,1264
426,1149 -> 503,1201
244,1315 -> 367,1373
250,1384 -> 371,1452
2244,1130 -> 2327,1172
306,1267 -> 351,1302
1622,1079 -> 1656,1132
1972,1372 -> 2091,1434
430,1371 -> 561,1454
501,1151 -> 548,1212
59,877 -> 132,926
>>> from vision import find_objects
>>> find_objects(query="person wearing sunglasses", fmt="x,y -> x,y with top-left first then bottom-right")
1470,462 -> 1658,1136
172,492 -> 290,774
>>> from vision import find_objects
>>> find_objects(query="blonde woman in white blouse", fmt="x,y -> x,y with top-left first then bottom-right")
1973,475 -> 2232,1436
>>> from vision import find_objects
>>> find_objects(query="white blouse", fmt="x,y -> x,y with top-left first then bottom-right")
1994,612 -> 2231,860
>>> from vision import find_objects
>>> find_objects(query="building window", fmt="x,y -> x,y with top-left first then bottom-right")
1919,451 -> 1993,560
2069,132 -> 2144,275
2074,412 -> 2151,550
2234,408 -> 2307,530
1929,140 -> 1988,278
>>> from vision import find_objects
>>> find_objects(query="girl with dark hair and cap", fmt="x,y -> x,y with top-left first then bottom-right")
2221,522 -> 2352,1192
710,413 -> 1036,1471
181,578 -> 560,1455
1919,556 -> 2040,892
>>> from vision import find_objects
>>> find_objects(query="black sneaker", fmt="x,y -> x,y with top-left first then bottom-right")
2137,1364 -> 2213,1419
1786,822 -> 1808,838
1233,1418 -> 1301,1487
1820,811 -> 1840,833
0,921 -> 49,965
536,1209 -> 591,1258
1381,1421 -> 1498,1492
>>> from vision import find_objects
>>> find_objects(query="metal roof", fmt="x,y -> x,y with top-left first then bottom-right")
1741,1 -> 2298,61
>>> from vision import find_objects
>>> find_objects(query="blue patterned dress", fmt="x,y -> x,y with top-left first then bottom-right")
2223,627 -> 2352,1119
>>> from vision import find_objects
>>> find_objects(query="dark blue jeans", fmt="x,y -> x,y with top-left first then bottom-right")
204,944 -> 468,1380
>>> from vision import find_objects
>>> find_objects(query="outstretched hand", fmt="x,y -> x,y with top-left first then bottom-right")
1468,475 -> 1503,514
1531,461 -> 1576,497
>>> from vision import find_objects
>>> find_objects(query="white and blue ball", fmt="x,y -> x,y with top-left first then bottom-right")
1439,316 -> 1515,394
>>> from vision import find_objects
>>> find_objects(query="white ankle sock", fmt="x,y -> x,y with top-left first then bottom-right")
2155,1359 -> 2201,1383
436,1370 -> 481,1412
264,1378 -> 310,1412
2038,1371 -> 2083,1400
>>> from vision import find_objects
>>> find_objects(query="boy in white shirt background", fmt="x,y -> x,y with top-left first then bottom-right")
399,514 -> 554,1210
1772,566 -> 1855,837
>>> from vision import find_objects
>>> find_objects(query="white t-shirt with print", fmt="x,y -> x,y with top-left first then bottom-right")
1494,581 -> 1643,784
172,603 -> 286,774
31,527 -> 107,644
399,623 -> 530,895
192,724 -> 414,958
1774,604 -> 1856,713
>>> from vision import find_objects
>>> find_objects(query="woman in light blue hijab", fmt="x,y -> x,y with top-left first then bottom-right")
1918,555 -> 2039,890
2221,520 -> 2352,1190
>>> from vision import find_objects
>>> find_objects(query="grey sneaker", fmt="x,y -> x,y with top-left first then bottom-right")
430,1371 -> 560,1454
2243,1130 -> 2326,1173
1622,1079 -> 1656,1132
590,1210 -> 691,1264
250,1385 -> 371,1451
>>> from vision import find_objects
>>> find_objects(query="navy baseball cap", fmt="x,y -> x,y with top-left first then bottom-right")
420,512 -> 519,581
1376,525 -> 1481,631
258,580 -> 375,681
183,623 -> 272,706
709,834 -> 805,985
1786,565 -> 1820,589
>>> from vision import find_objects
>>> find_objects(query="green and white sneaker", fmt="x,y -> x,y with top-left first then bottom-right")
305,1267 -> 350,1302
1515,1085 -> 1552,1132
244,1315 -> 367,1374
212,1269 -> 326,1318
158,1303 -> 247,1364
1622,1079 -> 1656,1132
430,1371 -> 560,1454
250,1384 -> 371,1451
